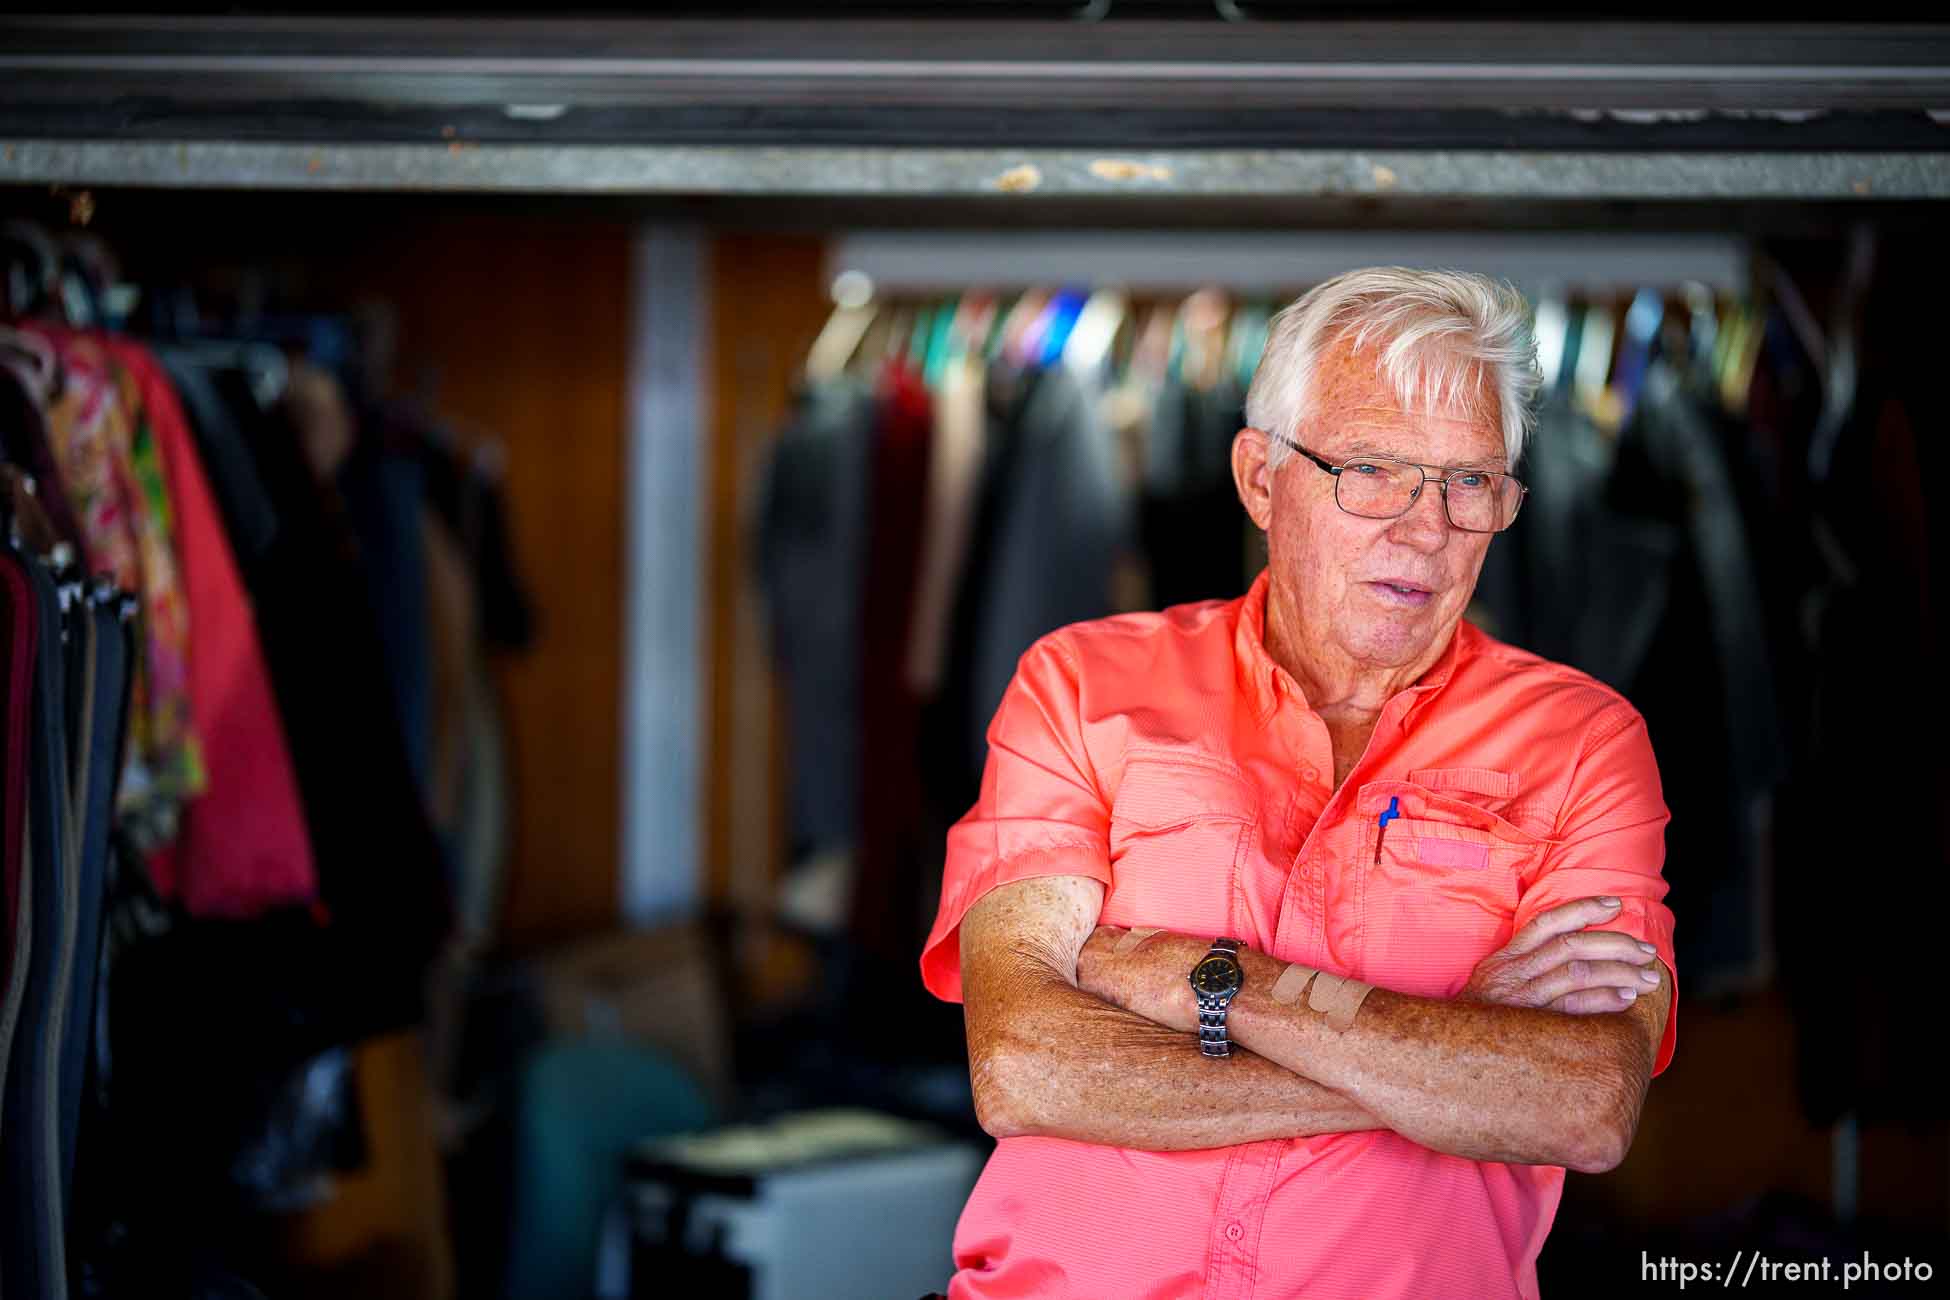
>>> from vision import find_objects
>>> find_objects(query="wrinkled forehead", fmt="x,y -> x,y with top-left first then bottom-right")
1311,333 -> 1504,464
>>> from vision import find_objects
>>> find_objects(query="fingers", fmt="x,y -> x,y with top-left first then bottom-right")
1517,929 -> 1658,980
1565,931 -> 1660,965
1081,925 -> 1124,954
1502,895 -> 1624,956
1527,958 -> 1662,1007
1551,986 -> 1646,1015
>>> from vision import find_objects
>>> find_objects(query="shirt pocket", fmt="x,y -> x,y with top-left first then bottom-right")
1354,779 -> 1547,998
1104,749 -> 1256,937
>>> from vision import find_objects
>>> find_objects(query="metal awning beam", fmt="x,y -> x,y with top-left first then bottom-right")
3,141 -> 1944,200
4,17 -> 1950,113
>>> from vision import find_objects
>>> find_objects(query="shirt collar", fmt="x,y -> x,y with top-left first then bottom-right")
1232,567 -> 1475,723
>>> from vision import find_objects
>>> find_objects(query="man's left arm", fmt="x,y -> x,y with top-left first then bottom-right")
1079,706 -> 1676,1174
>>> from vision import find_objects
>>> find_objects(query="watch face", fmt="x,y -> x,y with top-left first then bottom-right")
1192,955 -> 1242,996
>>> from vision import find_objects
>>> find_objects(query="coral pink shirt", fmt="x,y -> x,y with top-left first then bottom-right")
922,570 -> 1677,1300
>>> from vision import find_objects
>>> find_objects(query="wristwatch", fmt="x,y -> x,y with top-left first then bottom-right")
1189,938 -> 1246,1057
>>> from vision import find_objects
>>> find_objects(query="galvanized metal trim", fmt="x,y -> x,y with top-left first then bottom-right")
4,18 -> 1950,112
3,139 -> 1945,200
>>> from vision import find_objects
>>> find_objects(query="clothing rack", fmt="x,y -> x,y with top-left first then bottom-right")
0,222 -> 547,1298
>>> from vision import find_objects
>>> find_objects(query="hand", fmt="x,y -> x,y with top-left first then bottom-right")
1459,896 -> 1663,1014
1076,926 -> 1207,1033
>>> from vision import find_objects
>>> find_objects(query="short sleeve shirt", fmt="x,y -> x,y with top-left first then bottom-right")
922,569 -> 1677,1300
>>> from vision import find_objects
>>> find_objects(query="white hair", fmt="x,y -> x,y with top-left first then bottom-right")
1244,267 -> 1542,470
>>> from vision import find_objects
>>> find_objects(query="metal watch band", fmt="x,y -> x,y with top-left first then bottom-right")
1196,938 -> 1244,1058
1198,1006 -> 1232,1057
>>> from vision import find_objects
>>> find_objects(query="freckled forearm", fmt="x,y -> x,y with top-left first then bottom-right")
971,973 -> 1383,1151
1228,951 -> 1654,1169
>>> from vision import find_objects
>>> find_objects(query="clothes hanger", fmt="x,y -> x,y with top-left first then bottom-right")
803,272 -> 878,383
1034,288 -> 1089,368
1124,299 -> 1174,392
878,300 -> 917,373
1532,288 -> 1571,394
164,339 -> 292,411
1609,286 -> 1666,422
1570,294 -> 1617,422
1711,300 -> 1747,412
901,299 -> 941,374
55,234 -> 112,332
1720,304 -> 1767,417
978,290 -> 1018,365
1550,300 -> 1585,403
1225,298 -> 1270,392
1011,289 -> 1063,369
1175,287 -> 1231,392
1674,282 -> 1720,392
948,292 -> 997,368
0,324 -> 58,397
1,221 -> 60,320
997,287 -> 1051,370
1806,225 -> 1875,484
920,292 -> 962,388
1061,288 -> 1129,377
0,465 -> 62,562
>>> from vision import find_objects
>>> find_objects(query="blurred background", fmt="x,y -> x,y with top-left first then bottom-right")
1,5 -> 1946,1299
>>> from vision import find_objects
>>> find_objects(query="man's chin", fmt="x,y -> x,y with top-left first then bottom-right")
1337,619 -> 1445,670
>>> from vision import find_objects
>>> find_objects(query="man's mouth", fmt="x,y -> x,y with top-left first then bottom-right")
1367,579 -> 1435,607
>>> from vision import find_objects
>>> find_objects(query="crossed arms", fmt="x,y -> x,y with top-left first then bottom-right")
960,876 -> 1671,1175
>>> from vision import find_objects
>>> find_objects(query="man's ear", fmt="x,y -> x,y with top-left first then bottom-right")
1232,427 -> 1275,532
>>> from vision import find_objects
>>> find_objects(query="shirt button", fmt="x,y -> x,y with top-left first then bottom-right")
1225,1222 -> 1244,1242
1302,766 -> 1319,783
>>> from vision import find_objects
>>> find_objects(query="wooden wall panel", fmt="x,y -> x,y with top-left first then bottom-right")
357,215 -> 632,949
703,234 -> 832,913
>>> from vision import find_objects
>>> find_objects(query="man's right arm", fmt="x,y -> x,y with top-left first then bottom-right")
960,872 -> 1383,1150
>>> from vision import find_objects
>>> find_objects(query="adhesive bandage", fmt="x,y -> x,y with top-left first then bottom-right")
1113,926 -> 1164,955
1306,971 -> 1376,1032
1271,963 -> 1319,1005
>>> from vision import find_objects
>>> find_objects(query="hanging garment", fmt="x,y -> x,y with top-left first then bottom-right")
339,437 -> 434,791
1,553 -> 77,1300
1609,365 -> 1784,990
0,333 -> 86,553
63,589 -> 135,1286
851,365 -> 935,965
222,360 -> 449,1033
56,586 -> 132,1215
423,505 -> 480,870
1779,390 -> 1943,1126
754,376 -> 877,863
0,548 -> 37,1116
1141,372 -> 1251,607
22,324 -> 202,855
110,338 -> 316,919
904,353 -> 987,696
1474,365 -> 1783,990
1473,392 -> 1678,683
156,350 -> 281,575
931,362 -> 1134,813
398,408 -> 537,652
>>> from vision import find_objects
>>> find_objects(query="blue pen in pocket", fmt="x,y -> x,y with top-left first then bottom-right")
1374,796 -> 1401,864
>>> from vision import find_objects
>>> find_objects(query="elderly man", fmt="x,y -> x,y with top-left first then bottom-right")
918,267 -> 1676,1299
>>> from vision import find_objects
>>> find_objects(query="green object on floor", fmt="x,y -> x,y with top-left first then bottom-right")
506,1040 -> 715,1300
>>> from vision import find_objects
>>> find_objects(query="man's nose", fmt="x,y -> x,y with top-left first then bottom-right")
1385,481 -> 1451,551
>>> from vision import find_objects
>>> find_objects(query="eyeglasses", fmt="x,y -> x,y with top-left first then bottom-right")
1271,434 -> 1528,534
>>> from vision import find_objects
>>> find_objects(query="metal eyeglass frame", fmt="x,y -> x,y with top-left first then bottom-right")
1269,432 -> 1529,534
